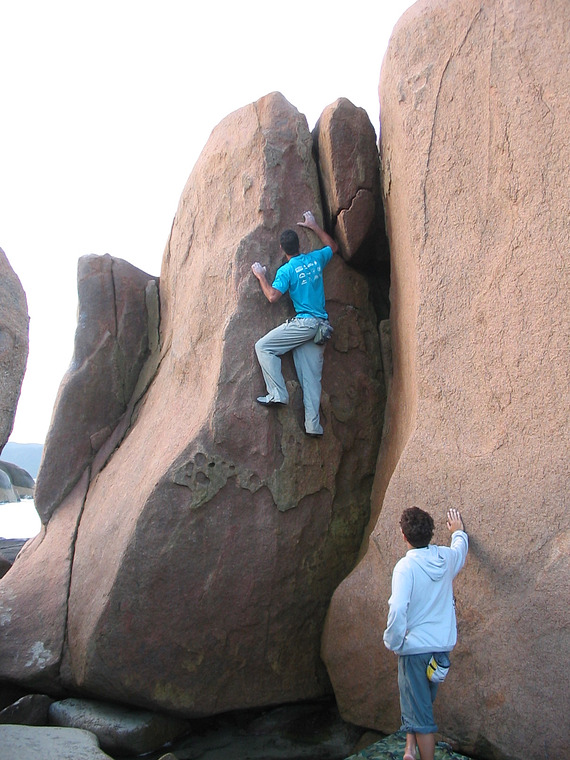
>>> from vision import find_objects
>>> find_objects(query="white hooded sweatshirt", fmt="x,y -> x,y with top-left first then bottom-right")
383,530 -> 468,655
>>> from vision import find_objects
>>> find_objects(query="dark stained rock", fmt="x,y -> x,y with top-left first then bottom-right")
0,694 -> 55,726
48,698 -> 189,756
0,555 -> 11,580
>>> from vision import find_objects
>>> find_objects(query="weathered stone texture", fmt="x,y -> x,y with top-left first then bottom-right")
0,248 -> 29,453
34,254 -> 158,523
0,471 -> 89,691
0,694 -> 54,726
313,98 -> 384,266
48,698 -> 189,756
0,725 -> 113,760
322,2 -> 569,760
0,93 -> 384,716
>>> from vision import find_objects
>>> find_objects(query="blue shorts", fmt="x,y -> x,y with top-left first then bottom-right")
398,652 -> 444,734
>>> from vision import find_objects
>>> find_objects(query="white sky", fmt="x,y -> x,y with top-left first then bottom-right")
2,0 -> 415,445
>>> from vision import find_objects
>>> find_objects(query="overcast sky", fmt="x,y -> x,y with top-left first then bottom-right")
2,0 -> 414,445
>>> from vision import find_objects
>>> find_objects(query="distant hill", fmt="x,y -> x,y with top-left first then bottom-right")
1,443 -> 43,479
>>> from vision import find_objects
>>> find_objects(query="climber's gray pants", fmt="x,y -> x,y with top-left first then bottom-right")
255,317 -> 325,435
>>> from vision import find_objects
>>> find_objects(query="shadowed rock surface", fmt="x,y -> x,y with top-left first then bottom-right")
34,254 -> 159,523
0,694 -> 54,726
0,698 -> 361,760
322,2 -> 570,760
0,248 -> 29,453
48,698 -> 189,756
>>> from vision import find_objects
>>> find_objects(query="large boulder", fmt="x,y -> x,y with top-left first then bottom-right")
0,248 -> 29,453
34,254 -> 159,523
0,694 -> 55,726
322,2 -> 569,760
313,98 -> 385,267
48,698 -> 189,756
0,92 -> 384,716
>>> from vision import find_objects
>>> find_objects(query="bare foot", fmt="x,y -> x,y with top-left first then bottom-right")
404,730 -> 417,760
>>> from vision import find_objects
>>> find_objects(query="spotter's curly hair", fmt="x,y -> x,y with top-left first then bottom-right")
399,507 -> 435,548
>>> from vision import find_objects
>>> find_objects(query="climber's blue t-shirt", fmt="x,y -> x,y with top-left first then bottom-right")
272,246 -> 333,320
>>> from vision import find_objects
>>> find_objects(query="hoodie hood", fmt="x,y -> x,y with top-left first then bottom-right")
383,531 -> 469,655
407,544 -> 447,581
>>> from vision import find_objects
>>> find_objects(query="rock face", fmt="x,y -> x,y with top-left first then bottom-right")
0,725 -> 113,760
48,698 -> 189,756
313,98 -> 384,266
0,472 -> 89,691
0,92 -> 384,716
322,2 -> 569,760
0,248 -> 29,453
34,254 -> 159,523
313,99 -> 391,323
0,694 -> 54,726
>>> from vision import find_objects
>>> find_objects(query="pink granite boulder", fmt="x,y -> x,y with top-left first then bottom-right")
322,3 -> 570,760
0,93 -> 384,718
34,254 -> 159,523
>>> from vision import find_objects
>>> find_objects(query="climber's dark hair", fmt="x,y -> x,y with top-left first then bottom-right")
280,229 -> 300,256
400,507 -> 435,548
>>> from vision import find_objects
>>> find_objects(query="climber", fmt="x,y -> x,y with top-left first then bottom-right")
251,210 -> 338,436
383,507 -> 469,760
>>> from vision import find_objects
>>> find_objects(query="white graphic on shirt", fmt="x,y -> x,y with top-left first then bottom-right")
294,259 -> 322,286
